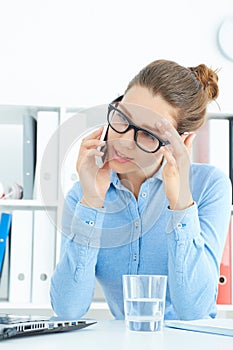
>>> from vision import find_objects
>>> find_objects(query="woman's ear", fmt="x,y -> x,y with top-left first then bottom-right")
181,132 -> 195,142
181,133 -> 196,154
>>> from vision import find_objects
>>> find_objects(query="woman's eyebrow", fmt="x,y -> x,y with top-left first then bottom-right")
117,103 -> 133,118
117,103 -> 161,134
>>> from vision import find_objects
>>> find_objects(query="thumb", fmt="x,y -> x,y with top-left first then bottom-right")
182,133 -> 196,154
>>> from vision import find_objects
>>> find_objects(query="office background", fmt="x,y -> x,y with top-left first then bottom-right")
0,0 -> 232,318
0,0 -> 232,110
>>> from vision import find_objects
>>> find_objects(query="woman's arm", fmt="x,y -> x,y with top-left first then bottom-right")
51,127 -> 112,318
166,167 -> 232,320
50,185 -> 101,318
50,235 -> 98,318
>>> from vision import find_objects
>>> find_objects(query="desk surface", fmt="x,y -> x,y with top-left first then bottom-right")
1,320 -> 233,349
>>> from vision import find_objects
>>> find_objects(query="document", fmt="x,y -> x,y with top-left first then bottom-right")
33,110 -> 59,202
165,318 -> 233,336
9,211 -> 33,303
31,210 -> 56,304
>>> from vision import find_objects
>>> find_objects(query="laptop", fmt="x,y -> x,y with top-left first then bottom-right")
0,314 -> 97,341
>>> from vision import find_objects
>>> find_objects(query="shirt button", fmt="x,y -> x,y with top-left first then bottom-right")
133,253 -> 137,261
141,192 -> 147,198
89,220 -> 95,226
135,221 -> 139,228
150,178 -> 155,183
176,223 -> 182,229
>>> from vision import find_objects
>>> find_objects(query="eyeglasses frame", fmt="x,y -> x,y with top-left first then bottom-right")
107,103 -> 170,153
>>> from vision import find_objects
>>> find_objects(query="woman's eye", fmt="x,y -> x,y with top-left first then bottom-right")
118,112 -> 129,122
113,112 -> 128,125
143,131 -> 156,140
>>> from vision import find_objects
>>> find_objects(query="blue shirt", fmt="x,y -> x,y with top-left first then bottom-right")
50,163 -> 232,320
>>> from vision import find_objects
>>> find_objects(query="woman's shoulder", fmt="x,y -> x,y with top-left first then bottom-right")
191,162 -> 226,175
190,162 -> 232,189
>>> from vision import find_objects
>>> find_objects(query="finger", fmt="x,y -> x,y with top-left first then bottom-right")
82,127 -> 104,142
157,119 -> 189,158
161,146 -> 176,166
157,118 -> 180,140
79,147 -> 105,161
157,119 -> 183,149
86,148 -> 105,158
77,148 -> 104,171
81,138 -> 106,150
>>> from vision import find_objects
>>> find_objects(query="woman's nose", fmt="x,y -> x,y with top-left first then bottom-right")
118,128 -> 135,149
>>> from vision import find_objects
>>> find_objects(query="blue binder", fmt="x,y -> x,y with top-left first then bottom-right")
0,213 -> 12,277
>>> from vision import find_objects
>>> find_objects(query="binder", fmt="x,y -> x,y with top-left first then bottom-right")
230,117 -> 233,203
23,115 -> 37,199
9,211 -> 33,303
193,117 -> 230,176
0,233 -> 10,300
0,213 -> 12,276
0,123 -> 23,186
0,213 -> 12,301
0,212 -> 12,300
59,110 -> 86,196
57,110 -> 86,261
33,111 -> 59,202
31,210 -> 56,304
194,116 -> 232,304
217,219 -> 232,304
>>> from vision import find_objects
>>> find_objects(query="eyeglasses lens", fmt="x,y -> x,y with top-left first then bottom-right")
108,107 -> 161,153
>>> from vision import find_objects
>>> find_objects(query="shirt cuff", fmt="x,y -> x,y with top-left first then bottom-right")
165,202 -> 201,240
70,202 -> 106,247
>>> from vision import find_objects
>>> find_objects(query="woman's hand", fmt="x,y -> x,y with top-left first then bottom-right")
76,127 -> 111,208
158,119 -> 196,210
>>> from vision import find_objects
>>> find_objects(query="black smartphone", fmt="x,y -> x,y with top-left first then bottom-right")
95,124 -> 109,168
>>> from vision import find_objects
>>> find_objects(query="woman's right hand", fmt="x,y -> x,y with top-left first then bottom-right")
76,127 -> 111,208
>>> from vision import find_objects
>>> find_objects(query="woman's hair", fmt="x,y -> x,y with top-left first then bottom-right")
125,59 -> 219,133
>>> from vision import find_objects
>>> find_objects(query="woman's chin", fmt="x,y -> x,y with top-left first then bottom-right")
108,159 -> 137,173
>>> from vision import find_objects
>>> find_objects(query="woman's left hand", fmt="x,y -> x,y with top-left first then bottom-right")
158,118 -> 196,210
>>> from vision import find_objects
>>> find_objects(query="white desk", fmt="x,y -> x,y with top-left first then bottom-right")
1,320 -> 233,350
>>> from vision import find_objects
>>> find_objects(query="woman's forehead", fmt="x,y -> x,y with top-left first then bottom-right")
117,102 -> 177,130
121,86 -> 178,128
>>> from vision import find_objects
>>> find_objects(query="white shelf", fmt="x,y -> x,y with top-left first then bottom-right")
217,304 -> 233,311
0,302 -> 52,309
0,199 -> 57,210
0,301 -> 108,310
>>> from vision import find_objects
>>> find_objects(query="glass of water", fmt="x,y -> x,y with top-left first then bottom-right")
122,274 -> 167,332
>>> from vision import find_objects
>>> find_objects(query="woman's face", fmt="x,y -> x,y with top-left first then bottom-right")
107,85 -> 178,177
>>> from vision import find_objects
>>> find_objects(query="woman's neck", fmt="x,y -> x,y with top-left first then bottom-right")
118,156 -> 164,199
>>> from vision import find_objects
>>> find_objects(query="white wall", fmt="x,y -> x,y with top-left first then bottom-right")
0,0 -> 232,111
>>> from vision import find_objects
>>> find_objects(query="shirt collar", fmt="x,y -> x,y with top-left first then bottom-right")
110,157 -> 165,188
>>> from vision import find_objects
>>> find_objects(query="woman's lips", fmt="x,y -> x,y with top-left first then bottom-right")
112,148 -> 133,163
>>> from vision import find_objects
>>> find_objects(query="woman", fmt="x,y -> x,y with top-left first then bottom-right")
50,59 -> 232,320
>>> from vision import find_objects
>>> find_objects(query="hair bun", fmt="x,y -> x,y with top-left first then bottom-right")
189,64 -> 219,101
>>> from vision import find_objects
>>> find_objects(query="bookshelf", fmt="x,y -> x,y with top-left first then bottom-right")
0,103 -> 107,317
0,200 -> 57,210
0,105 -> 233,318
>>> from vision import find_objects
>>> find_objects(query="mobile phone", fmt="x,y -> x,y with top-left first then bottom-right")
95,124 -> 109,168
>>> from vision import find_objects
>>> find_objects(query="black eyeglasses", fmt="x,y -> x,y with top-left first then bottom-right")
107,103 -> 170,153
